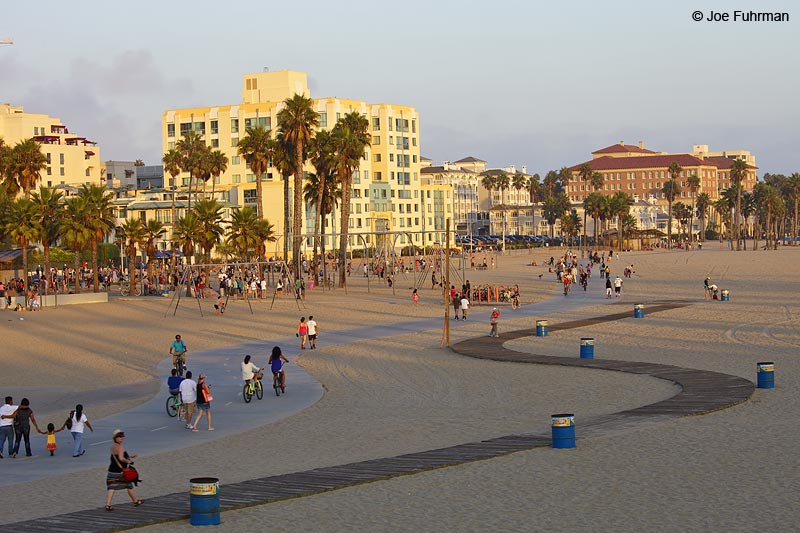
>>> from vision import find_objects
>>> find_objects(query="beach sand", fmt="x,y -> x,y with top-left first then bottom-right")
2,246 -> 799,531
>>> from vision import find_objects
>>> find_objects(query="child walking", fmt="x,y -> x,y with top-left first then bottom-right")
41,422 -> 64,456
412,288 -> 419,305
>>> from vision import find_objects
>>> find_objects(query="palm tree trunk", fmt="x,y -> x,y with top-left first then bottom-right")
22,245 -> 29,307
313,174 -> 326,282
74,252 -> 81,294
92,239 -> 100,293
293,148 -> 305,280
187,174 -> 193,212
735,195 -> 742,251
753,216 -> 760,251
667,202 -> 673,249
44,244 -> 51,298
338,174 -> 352,288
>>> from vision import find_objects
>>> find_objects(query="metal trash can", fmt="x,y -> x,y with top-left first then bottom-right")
757,362 -> 774,389
190,477 -> 220,526
580,338 -> 595,359
551,414 -> 575,449
536,320 -> 548,337
633,304 -> 645,318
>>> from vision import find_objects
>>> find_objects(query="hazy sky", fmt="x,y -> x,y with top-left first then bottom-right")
2,0 -> 797,174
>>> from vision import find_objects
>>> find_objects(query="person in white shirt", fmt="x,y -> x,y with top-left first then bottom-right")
307,316 -> 319,349
241,355 -> 263,385
260,279 -> 267,299
179,372 -> 198,430
64,403 -> 93,457
614,276 -> 623,297
460,297 -> 470,320
0,396 -> 18,458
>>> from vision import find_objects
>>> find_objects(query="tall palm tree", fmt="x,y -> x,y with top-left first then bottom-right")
309,130 -> 336,269
193,198 -> 225,264
278,94 -> 319,277
527,174 -> 542,236
511,172 -> 527,201
8,139 -> 47,197
716,187 -> 737,247
206,150 -> 229,197
543,193 -> 569,238
4,198 -> 40,305
0,137 -> 10,186
172,212 -> 202,268
272,132 -> 295,262
730,159 -> 749,250
481,173 -> 499,235
542,170 -> 560,199
610,192 -> 631,250
60,196 -> 89,294
331,111 -> 370,288
577,164 -> 593,250
560,212 -> 581,242
30,186 -> 64,295
115,218 -> 147,291
237,125 -> 272,219
77,184 -> 116,292
584,192 -> 604,248
662,179 -> 681,247
162,147 -> 183,259
686,173 -> 701,243
696,192 -> 711,242
785,173 -> 800,246
144,219 -> 166,284
558,167 -> 573,193
227,206 -> 262,260
175,131 -> 207,211
304,168 -> 340,272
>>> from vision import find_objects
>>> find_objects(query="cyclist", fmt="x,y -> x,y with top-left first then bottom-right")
269,346 -> 289,393
241,355 -> 263,388
169,335 -> 188,375
167,369 -> 184,395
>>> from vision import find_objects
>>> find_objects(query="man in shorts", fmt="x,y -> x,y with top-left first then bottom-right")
178,371 -> 197,430
307,315 -> 319,350
613,275 -> 623,297
170,334 -> 187,374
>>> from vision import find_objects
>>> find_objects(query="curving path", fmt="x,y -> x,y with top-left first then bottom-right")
0,300 -> 755,533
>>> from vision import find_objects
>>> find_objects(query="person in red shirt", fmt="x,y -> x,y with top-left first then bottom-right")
489,308 -> 500,337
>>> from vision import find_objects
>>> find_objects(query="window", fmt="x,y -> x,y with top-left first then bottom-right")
231,138 -> 239,147
167,123 -> 175,137
47,167 -> 52,176
319,112 -> 327,128
246,174 -> 256,182
396,136 -> 409,150
336,112 -> 341,121
395,118 -> 409,132
243,189 -> 257,203
375,171 -> 382,181
211,139 -> 219,148
210,120 -> 218,135
232,156 -> 240,165
372,135 -> 380,145
193,121 -> 205,134
412,119 -> 416,133
60,168 -> 65,176
232,174 -> 241,183
85,168 -> 90,177
372,117 -> 380,131
245,117 -> 270,130
231,119 -> 239,134
180,123 -> 191,136
46,153 -> 51,164
364,171 -> 369,180
374,154 -> 381,162
389,154 -> 394,162
412,138 -> 417,147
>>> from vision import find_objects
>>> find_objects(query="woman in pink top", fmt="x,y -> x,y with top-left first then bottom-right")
297,317 -> 308,349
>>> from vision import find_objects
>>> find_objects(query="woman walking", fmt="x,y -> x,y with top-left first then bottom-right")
11,398 -> 41,457
105,429 -> 143,511
63,404 -> 93,457
190,375 -> 214,431
297,317 -> 308,350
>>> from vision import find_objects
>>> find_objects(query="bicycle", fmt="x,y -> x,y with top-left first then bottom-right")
172,354 -> 186,377
273,371 -> 284,397
243,373 -> 264,403
510,294 -> 520,310
166,393 -> 185,419
120,282 -> 141,297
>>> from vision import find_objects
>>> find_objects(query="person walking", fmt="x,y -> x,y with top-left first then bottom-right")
190,375 -> 214,432
307,316 -> 319,349
64,404 -> 93,457
613,275 -> 623,297
105,429 -> 143,511
11,398 -> 41,457
460,295 -> 470,320
40,422 -> 64,456
297,317 -> 308,350
179,371 -> 197,430
452,290 -> 461,320
489,308 -> 500,338
412,288 -> 419,305
0,396 -> 17,459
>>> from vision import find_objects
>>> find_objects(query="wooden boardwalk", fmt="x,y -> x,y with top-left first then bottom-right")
1,301 -> 755,532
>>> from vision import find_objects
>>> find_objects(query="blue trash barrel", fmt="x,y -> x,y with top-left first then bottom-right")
633,304 -> 645,318
536,320 -> 548,337
580,338 -> 595,359
551,414 -> 575,449
190,477 -> 220,526
721,289 -> 729,301
757,362 -> 774,389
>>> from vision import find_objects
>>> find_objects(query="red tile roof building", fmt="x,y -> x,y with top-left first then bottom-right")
565,142 -> 757,204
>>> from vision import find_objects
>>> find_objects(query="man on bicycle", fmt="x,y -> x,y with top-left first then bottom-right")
269,346 -> 289,392
241,355 -> 263,387
170,334 -> 188,374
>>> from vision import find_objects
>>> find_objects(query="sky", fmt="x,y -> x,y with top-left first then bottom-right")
2,0 -> 798,175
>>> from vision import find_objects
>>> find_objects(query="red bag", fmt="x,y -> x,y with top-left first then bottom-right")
121,466 -> 138,482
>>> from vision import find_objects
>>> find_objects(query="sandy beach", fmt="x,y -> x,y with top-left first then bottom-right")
2,245 -> 799,531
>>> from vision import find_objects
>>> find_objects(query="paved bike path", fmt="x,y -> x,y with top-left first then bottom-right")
1,281 -> 611,487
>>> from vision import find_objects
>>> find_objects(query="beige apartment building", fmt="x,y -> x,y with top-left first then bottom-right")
162,70 -> 449,254
0,103 -> 103,188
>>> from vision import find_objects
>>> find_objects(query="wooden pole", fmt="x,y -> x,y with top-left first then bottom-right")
445,219 -> 451,348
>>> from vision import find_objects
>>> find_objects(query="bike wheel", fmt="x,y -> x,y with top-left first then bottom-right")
120,286 -> 129,297
133,286 -> 142,296
166,396 -> 177,417
243,383 -> 253,403
255,380 -> 263,400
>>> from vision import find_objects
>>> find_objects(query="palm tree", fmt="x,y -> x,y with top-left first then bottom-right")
193,198 -> 225,264
543,193 -> 569,238
227,206 -> 262,260
331,111 -> 370,288
511,172 -> 527,201
730,159 -> 749,250
162,147 -> 183,259
144,219 -> 166,284
696,192 -> 711,241
272,132 -> 295,262
558,167 -> 573,193
598,195 -> 612,247
542,170 -> 560,199
254,217 -> 277,259
686,173 -> 701,243
527,174 -> 543,236
0,137 -> 10,187
8,139 -> 47,197
4,198 -> 40,305
304,167 -> 340,273
560,212 -> 581,243
621,213 -> 638,241
309,130 -> 336,269
60,196 -> 92,294
610,192 -> 631,251
673,202 -> 691,240
206,150 -> 228,196
30,186 -> 64,295
786,173 -> 800,245
662,179 -> 681,247
716,187 -> 737,247
584,192 -> 604,248
115,218 -> 147,291
172,212 -> 202,265
237,125 -> 272,219
175,131 -> 207,211
577,164 -> 593,250
77,184 -> 116,292
277,93 -> 319,277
